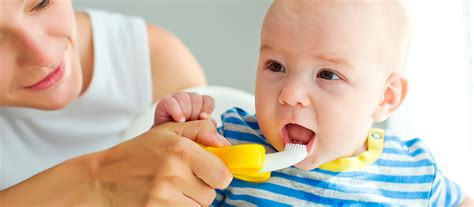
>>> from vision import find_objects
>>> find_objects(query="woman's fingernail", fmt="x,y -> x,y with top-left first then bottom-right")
179,117 -> 185,122
218,134 -> 231,146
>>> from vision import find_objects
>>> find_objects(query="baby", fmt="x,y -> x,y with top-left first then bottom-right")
153,0 -> 470,206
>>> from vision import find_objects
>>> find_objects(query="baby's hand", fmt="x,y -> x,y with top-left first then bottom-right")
153,92 -> 215,127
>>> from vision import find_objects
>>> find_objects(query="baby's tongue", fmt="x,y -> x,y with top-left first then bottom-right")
286,123 -> 314,144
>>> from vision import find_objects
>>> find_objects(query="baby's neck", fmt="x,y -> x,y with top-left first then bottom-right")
347,138 -> 369,158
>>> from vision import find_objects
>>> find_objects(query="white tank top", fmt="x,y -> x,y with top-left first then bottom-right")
0,9 -> 152,189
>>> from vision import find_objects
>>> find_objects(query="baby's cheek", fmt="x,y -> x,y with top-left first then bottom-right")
257,113 -> 284,151
272,140 -> 285,152
263,128 -> 284,151
267,132 -> 286,152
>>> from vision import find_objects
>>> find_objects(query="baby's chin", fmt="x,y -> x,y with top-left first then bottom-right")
293,157 -> 321,170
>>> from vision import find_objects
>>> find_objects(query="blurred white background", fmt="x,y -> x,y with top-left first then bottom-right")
390,0 -> 473,196
74,0 -> 473,196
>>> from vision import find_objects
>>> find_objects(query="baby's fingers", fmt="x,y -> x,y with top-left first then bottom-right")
199,95 -> 215,120
172,92 -> 194,121
188,92 -> 204,120
155,96 -> 185,126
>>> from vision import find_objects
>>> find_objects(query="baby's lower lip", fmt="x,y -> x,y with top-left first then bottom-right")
304,136 -> 316,155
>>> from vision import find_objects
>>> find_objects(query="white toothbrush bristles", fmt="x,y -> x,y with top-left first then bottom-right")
259,143 -> 308,173
285,143 -> 307,152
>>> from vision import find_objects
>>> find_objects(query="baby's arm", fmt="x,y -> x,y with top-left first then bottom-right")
153,92 -> 216,127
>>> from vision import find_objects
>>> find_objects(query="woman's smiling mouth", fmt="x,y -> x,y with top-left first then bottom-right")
25,58 -> 65,91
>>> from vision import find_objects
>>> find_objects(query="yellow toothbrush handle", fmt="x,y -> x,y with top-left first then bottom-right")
203,144 -> 271,182
234,172 -> 271,183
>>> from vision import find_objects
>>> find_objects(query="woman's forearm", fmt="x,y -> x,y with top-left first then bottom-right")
0,121 -> 233,206
0,152 -> 106,206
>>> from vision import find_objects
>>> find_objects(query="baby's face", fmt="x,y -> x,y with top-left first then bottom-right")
255,1 -> 406,170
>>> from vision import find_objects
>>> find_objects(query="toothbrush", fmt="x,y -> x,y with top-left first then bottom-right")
260,143 -> 308,172
203,143 -> 308,182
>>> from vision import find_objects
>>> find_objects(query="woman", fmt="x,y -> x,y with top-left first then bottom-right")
0,0 -> 231,205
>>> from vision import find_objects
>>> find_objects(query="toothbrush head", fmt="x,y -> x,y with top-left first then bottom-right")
284,143 -> 308,153
259,143 -> 308,173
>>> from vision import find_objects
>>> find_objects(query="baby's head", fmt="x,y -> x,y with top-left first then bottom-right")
254,0 -> 411,170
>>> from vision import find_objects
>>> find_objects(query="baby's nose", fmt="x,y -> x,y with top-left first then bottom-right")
278,83 -> 310,107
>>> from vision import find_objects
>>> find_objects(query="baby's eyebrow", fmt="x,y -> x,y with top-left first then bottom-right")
315,54 -> 353,69
260,43 -> 353,69
260,43 -> 282,53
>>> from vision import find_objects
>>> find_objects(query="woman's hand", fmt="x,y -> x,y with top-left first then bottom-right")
94,119 -> 232,206
0,120 -> 232,206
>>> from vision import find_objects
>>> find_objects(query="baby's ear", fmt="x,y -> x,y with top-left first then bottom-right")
372,72 -> 408,122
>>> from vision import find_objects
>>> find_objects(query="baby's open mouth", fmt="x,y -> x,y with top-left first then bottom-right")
282,123 -> 315,145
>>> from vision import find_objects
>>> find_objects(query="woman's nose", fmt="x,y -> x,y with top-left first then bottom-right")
14,26 -> 54,69
278,80 -> 311,107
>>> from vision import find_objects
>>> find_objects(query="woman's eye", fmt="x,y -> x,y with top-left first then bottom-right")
31,0 -> 52,12
265,61 -> 286,73
317,70 -> 341,80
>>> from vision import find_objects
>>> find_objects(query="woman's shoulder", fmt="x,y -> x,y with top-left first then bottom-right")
146,23 -> 206,102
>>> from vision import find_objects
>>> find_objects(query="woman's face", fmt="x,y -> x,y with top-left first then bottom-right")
0,0 -> 83,110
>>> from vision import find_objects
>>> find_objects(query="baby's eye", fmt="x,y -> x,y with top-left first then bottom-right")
265,60 -> 286,73
317,70 -> 341,80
